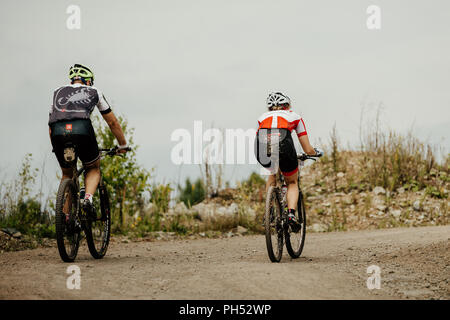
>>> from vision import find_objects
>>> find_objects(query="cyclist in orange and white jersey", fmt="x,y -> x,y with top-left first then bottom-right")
255,92 -> 322,225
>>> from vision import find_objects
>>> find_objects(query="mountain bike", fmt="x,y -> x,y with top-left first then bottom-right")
55,146 -> 130,262
264,153 -> 321,262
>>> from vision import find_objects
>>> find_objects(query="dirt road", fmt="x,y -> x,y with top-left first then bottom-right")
0,226 -> 448,300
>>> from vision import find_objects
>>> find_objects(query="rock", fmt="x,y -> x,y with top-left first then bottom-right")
373,197 -> 384,207
344,197 -> 353,205
12,232 -> 22,239
216,202 -> 239,217
373,186 -> 386,195
150,231 -> 176,240
323,202 -> 331,207
166,202 -> 188,216
174,202 -> 188,214
191,202 -> 209,221
191,202 -> 238,223
376,205 -> 387,212
413,200 -> 421,211
391,209 -> 402,218
397,187 -> 405,194
236,226 -> 248,234
337,172 -> 345,178
226,231 -> 234,238
310,223 -> 328,233
1,228 -> 21,238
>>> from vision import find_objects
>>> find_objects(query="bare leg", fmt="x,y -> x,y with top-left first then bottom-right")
84,159 -> 100,195
284,171 -> 299,210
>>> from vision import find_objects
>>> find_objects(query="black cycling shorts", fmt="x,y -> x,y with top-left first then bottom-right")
50,119 -> 100,168
255,128 -> 298,176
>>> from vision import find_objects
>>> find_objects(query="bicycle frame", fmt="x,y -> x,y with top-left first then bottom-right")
67,148 -> 114,195
62,146 -> 119,222
275,158 -> 306,206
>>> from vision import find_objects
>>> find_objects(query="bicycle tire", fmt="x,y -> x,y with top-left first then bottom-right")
285,191 -> 307,258
84,185 -> 111,259
264,186 -> 284,262
55,178 -> 81,262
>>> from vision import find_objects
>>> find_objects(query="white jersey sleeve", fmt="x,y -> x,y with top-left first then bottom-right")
290,111 -> 307,136
94,87 -> 112,114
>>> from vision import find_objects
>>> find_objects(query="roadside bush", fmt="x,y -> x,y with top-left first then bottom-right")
179,178 -> 205,207
92,115 -> 153,231
0,154 -> 55,238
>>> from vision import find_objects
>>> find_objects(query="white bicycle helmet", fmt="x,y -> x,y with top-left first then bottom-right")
266,92 -> 291,110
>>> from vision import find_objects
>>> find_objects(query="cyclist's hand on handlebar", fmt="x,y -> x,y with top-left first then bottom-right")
117,144 -> 130,154
314,148 -> 324,157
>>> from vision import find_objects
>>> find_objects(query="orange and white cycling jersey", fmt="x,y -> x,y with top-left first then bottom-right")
257,109 -> 307,137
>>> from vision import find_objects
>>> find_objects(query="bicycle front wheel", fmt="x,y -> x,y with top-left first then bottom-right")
55,178 -> 81,262
264,186 -> 283,262
84,185 -> 111,259
285,191 -> 307,258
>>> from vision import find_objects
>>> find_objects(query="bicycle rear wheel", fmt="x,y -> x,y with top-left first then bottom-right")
264,186 -> 284,262
84,185 -> 111,259
285,191 -> 307,258
55,178 -> 81,262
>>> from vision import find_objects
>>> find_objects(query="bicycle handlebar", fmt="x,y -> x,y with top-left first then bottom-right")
100,146 -> 132,156
297,153 -> 322,162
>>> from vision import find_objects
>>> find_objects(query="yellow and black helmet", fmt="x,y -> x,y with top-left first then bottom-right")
69,64 -> 94,85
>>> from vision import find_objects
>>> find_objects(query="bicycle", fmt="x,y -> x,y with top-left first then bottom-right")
264,153 -> 321,262
55,145 -> 130,262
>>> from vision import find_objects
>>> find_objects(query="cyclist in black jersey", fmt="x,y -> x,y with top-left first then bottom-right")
48,64 -> 128,216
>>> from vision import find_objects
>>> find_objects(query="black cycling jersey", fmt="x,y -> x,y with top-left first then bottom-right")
48,83 -> 111,125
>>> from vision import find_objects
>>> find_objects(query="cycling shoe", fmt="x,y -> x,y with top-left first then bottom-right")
287,213 -> 302,232
82,199 -> 97,221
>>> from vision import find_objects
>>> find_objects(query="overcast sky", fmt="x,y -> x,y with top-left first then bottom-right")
0,0 -> 449,193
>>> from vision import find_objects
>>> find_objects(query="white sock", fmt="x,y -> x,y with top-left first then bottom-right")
84,193 -> 93,203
